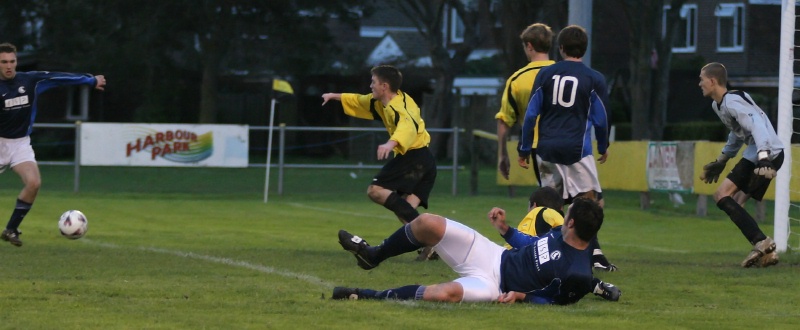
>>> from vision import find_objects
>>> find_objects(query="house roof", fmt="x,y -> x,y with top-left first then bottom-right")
365,30 -> 428,66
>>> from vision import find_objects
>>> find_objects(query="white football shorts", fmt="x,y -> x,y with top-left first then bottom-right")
0,136 -> 36,173
537,154 -> 602,200
433,219 -> 505,302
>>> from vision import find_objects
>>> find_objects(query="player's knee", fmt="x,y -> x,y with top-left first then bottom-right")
26,177 -> 41,191
366,185 -> 383,202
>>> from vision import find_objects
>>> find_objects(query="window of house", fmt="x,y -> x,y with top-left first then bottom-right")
716,3 -> 745,52
664,4 -> 697,53
450,7 -> 465,43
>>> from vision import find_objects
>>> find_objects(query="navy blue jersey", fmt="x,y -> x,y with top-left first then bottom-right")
499,229 -> 592,304
519,61 -> 610,165
0,71 -> 97,138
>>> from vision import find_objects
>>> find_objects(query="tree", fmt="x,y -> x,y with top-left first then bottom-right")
616,0 -> 687,140
493,0 -> 566,78
390,0 -> 494,157
26,0 -> 369,123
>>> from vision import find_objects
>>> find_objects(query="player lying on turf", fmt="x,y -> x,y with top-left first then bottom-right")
492,186 -> 616,271
333,198 -> 619,304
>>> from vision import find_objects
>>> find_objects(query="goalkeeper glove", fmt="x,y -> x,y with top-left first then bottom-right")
753,151 -> 776,179
700,154 -> 729,184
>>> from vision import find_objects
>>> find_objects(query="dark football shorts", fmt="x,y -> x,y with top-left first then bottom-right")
726,151 -> 784,201
372,146 -> 437,208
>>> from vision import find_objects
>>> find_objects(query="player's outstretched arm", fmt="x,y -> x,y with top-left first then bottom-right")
321,93 -> 342,106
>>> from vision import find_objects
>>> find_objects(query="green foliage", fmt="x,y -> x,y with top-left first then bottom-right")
0,166 -> 798,329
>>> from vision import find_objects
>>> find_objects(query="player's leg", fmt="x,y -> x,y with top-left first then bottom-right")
367,185 -> 419,224
714,154 -> 783,267
2,142 -> 40,246
338,213 -> 446,269
332,284 -> 427,301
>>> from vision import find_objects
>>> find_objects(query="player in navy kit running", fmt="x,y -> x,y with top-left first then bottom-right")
0,42 -> 106,246
517,25 -> 610,206
333,198 -> 617,305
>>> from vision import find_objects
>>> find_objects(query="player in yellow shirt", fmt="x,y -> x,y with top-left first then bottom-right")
495,23 -> 555,180
489,187 -> 617,271
322,65 -> 437,260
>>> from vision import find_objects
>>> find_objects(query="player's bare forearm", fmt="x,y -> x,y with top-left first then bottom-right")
497,120 -> 511,179
321,93 -> 342,106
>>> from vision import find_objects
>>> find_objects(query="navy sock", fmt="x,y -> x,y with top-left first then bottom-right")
6,199 -> 32,230
372,224 -> 423,263
360,285 -> 425,300
716,196 -> 767,245
382,192 -> 420,223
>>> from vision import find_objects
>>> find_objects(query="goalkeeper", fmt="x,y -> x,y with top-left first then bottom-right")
698,62 -> 785,268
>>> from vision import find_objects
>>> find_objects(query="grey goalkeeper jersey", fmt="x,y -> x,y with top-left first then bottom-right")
712,90 -> 784,163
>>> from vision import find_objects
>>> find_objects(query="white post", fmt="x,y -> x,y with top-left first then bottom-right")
264,98 -> 277,203
568,0 -> 593,67
774,0 -> 794,252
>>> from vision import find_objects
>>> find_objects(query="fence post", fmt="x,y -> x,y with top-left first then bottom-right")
278,123 -> 286,195
73,121 -> 81,193
452,126 -> 459,196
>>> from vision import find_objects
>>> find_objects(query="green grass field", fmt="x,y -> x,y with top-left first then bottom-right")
0,165 -> 798,329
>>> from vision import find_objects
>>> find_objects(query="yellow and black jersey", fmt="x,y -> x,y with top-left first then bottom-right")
494,60 -> 555,128
504,206 -> 563,249
340,91 -> 430,155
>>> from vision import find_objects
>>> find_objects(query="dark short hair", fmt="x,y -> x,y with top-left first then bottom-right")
702,62 -> 728,87
529,186 -> 563,211
557,25 -> 588,58
370,65 -> 403,92
520,23 -> 553,53
0,43 -> 17,54
564,197 -> 603,242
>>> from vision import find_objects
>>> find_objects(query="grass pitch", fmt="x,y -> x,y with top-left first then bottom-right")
0,165 -> 798,329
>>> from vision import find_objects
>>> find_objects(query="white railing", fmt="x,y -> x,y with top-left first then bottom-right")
33,123 -> 465,196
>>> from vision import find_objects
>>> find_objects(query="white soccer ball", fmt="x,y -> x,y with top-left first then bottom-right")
58,210 -> 88,239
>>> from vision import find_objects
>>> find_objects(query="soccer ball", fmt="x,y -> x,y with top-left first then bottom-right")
58,210 -> 88,239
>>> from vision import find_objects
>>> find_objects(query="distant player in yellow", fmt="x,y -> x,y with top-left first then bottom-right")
495,23 -> 555,180
489,187 -> 616,271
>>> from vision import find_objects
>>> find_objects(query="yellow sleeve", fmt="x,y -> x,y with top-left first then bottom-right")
494,76 -> 517,127
541,208 -> 564,228
515,209 -> 539,236
340,93 -> 379,120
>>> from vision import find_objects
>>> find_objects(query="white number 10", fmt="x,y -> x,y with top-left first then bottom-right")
551,75 -> 578,107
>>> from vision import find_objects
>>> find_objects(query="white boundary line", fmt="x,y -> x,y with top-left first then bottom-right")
83,239 -> 337,289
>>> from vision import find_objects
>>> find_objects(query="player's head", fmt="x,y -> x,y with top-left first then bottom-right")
699,62 -> 727,98
529,186 -> 563,211
0,42 -> 18,80
563,197 -> 603,242
557,25 -> 588,59
520,23 -> 553,54
370,65 -> 403,93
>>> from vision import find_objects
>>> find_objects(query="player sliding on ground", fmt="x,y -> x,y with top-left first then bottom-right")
333,197 -> 619,304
